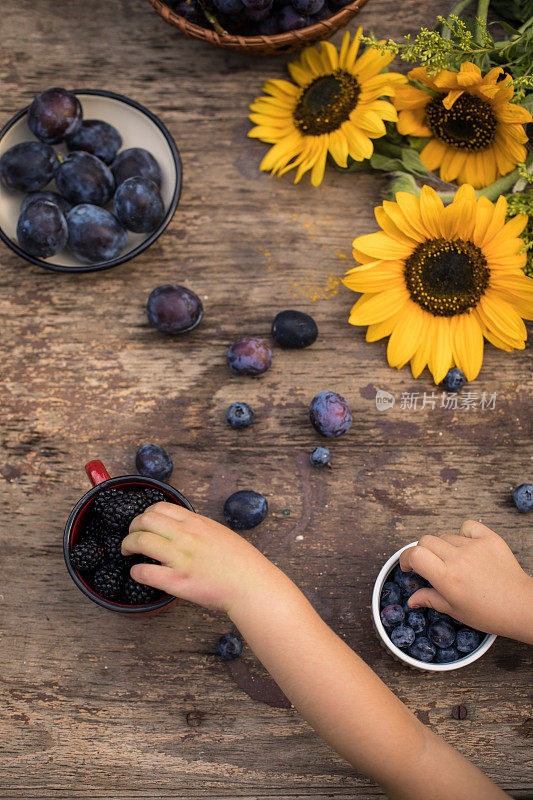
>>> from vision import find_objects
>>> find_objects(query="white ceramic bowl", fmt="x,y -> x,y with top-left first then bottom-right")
0,89 -> 182,272
372,541 -> 497,672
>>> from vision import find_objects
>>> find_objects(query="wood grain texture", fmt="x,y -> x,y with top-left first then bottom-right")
0,0 -> 532,797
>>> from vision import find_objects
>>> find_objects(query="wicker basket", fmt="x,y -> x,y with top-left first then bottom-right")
147,0 -> 371,54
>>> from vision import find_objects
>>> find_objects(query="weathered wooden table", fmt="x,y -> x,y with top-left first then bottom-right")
1,1 -> 532,797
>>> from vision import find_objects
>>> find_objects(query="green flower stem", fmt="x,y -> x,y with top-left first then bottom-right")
373,140 -> 405,159
475,0 -> 490,43
437,154 -> 533,203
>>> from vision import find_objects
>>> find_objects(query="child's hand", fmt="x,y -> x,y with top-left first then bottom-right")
121,502 -> 281,615
400,520 -> 533,643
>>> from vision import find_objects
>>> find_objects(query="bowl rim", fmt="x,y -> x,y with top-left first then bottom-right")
0,88 -> 182,274
372,541 -> 497,672
63,474 -> 194,613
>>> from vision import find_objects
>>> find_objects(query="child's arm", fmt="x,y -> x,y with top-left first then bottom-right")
400,520 -> 533,645
122,504 -> 510,800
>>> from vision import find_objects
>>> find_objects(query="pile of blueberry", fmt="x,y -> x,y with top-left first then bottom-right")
166,0 -> 351,37
70,486 -> 167,605
0,87 -> 165,265
379,565 -> 485,664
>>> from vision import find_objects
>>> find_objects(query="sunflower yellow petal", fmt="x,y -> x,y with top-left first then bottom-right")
477,291 -> 527,341
328,129 -> 349,168
353,231 -> 414,261
374,206 -> 419,246
497,104 -> 533,124
343,27 -> 362,71
310,138 -> 328,186
452,313 -> 484,380
441,183 -> 476,240
387,303 -> 427,368
381,199 -> 427,243
343,261 -> 404,291
419,185 -> 445,239
366,311 -> 403,342
420,138 -> 447,171
410,324 -> 434,378
341,121 -> 374,160
349,287 -> 409,325
478,195 -> 508,247
428,317 -> 453,384
397,108 -> 432,137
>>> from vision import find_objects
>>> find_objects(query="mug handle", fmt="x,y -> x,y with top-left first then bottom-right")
85,460 -> 111,487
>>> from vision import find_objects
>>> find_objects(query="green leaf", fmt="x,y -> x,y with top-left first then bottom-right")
401,149 -> 431,175
369,153 -> 405,172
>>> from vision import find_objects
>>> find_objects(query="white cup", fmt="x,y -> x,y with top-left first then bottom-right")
371,541 -> 497,672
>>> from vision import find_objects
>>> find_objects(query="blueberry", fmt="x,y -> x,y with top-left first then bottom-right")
227,337 -> 272,376
428,620 -> 456,648
390,624 -> 416,649
393,568 -> 425,598
111,147 -> 162,188
56,151 -> 115,207
67,204 -> 127,264
135,444 -> 173,481
278,5 -> 309,29
380,603 -> 405,629
427,609 -> 455,625
227,402 -> 254,429
441,367 -> 466,392
380,581 -> 401,608
455,628 -> 481,653
310,446 -> 330,467
513,483 -> 533,512
21,191 -> 72,217
67,119 -> 122,164
435,646 -> 460,664
291,0 -> 324,13
271,309 -> 318,349
223,490 -> 268,531
309,390 -> 352,438
216,632 -> 243,660
0,141 -> 58,193
114,176 -> 165,233
408,635 -> 436,663
146,285 -> 203,334
16,198 -> 67,259
28,87 -> 82,144
407,609 -> 427,634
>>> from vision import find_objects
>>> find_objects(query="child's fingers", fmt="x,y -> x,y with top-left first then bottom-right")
130,562 -> 190,597
399,544 -> 446,583
407,587 -> 455,616
439,533 -> 470,547
122,529 -> 180,565
460,519 -> 491,539
416,534 -> 454,561
146,502 -> 197,525
129,509 -> 193,542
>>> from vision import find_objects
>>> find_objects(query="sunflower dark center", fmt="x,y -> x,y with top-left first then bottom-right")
424,93 -> 497,151
293,71 -> 360,135
405,238 -> 490,316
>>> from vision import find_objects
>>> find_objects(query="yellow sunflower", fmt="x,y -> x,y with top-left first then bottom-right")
248,29 -> 406,186
394,61 -> 532,189
343,184 -> 533,382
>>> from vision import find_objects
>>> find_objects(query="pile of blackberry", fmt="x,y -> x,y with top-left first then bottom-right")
165,0 -> 350,37
70,486 -> 166,605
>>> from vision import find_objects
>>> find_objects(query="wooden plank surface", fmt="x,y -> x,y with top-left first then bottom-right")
0,0 -> 532,797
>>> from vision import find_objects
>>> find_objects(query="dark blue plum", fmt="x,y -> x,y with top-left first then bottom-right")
169,0 -> 203,21
67,204 -> 127,264
55,152 -> 114,206
67,119 -> 122,164
135,444 -> 173,481
227,337 -> 272,376
258,14 -> 281,33
441,367 -> 466,392
291,0 -> 324,13
16,198 -> 67,259
111,148 -> 162,188
455,628 -> 481,653
407,609 -> 427,634
21,191 -> 72,216
245,3 -> 272,19
310,446 -> 330,467
0,142 -> 58,192
146,285 -> 203,334
408,635 -> 436,663
214,0 -> 244,11
309,390 -> 352,438
380,581 -> 401,608
114,176 -> 165,233
216,632 -> 243,660
223,490 -> 268,531
242,0 -> 271,9
513,483 -> 533,512
380,603 -> 405,629
227,402 -> 254,429
435,646 -> 460,663
390,624 -> 416,649
393,568 -> 425,598
428,620 -> 456,648
28,88 -> 82,144
271,310 -> 318,349
327,0 -> 351,7
278,5 -> 309,30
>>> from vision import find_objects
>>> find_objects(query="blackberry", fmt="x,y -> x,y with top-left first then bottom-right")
93,486 -> 165,531
123,576 -> 160,605
104,534 -> 126,565
92,566 -> 125,601
70,539 -> 105,573
83,516 -> 107,544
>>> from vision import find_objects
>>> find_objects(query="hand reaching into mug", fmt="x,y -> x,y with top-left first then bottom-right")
400,520 -> 533,644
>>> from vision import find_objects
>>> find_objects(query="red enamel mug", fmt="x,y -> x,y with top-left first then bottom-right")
63,460 -> 194,614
